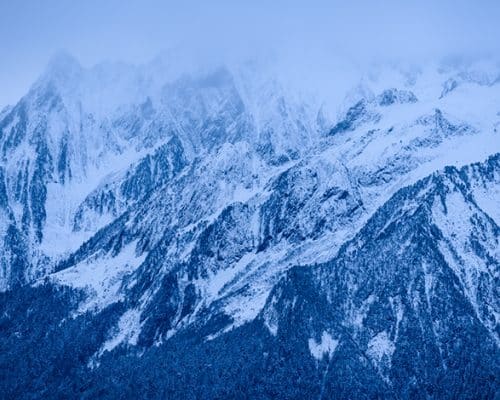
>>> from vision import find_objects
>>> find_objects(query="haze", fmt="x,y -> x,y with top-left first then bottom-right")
1,0 -> 499,108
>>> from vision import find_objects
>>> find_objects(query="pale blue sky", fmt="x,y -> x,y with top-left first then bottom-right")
1,0 -> 499,107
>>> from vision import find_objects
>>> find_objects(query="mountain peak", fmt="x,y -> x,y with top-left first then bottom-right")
41,51 -> 83,86
47,50 -> 81,70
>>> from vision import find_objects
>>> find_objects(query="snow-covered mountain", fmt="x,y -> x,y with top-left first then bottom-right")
0,54 -> 499,398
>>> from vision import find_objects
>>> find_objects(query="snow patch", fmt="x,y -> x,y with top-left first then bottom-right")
367,331 -> 395,363
101,308 -> 143,353
51,241 -> 146,313
308,331 -> 339,361
205,252 -> 255,300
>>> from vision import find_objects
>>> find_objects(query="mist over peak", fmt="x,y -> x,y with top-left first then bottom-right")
2,0 -> 500,107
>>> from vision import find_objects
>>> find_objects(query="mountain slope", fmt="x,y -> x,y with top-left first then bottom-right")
2,154 -> 497,399
0,56 -> 499,398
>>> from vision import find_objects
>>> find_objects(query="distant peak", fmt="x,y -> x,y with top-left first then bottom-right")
42,51 -> 83,83
47,51 -> 81,69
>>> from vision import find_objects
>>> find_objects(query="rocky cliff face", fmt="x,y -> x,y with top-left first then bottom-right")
0,55 -> 499,398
